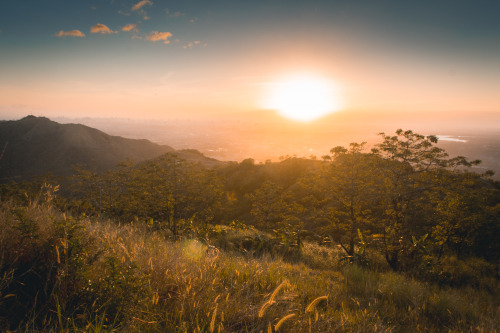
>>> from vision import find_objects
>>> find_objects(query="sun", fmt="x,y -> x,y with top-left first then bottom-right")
262,74 -> 342,122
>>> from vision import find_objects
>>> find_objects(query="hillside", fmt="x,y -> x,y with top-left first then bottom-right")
0,197 -> 498,332
0,116 -> 221,182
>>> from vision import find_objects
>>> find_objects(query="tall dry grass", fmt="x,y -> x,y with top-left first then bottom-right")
0,193 -> 498,332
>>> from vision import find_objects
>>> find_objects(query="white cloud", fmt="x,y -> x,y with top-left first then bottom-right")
145,31 -> 172,44
55,30 -> 86,37
90,24 -> 117,34
132,0 -> 152,11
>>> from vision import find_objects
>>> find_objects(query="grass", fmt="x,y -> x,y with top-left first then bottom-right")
0,195 -> 498,332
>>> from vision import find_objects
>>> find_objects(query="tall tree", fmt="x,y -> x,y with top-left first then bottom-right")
247,181 -> 303,230
322,142 -> 378,255
371,129 -> 479,270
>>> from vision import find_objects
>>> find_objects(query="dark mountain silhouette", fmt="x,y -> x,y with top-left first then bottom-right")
0,116 -> 220,182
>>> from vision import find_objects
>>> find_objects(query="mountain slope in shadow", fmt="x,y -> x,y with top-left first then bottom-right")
0,116 -> 177,181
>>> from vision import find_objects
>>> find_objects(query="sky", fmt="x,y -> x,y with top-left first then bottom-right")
1,0 -> 500,121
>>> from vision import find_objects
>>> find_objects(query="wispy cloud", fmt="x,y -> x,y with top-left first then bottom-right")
166,9 -> 185,18
145,31 -> 172,44
55,30 -> 86,37
118,10 -> 130,16
183,41 -> 201,49
122,24 -> 138,32
132,0 -> 152,11
90,24 -> 117,34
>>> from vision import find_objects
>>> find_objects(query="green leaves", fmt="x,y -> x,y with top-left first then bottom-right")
71,154 -> 225,234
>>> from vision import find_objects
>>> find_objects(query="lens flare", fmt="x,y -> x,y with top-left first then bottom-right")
183,239 -> 205,261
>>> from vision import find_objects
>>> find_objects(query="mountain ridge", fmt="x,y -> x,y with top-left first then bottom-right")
0,116 -> 220,182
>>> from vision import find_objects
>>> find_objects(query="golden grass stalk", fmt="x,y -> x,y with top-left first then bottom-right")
305,295 -> 328,313
259,280 -> 291,318
55,245 -> 60,264
259,301 -> 273,318
274,313 -> 296,331
269,280 -> 290,303
119,242 -> 131,259
209,304 -> 218,333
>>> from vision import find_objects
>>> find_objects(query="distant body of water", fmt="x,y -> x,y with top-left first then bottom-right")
437,135 -> 469,143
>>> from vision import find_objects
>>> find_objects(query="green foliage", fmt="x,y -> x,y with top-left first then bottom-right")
432,172 -> 500,260
71,154 -> 225,235
247,181 -> 303,230
12,207 -> 39,240
339,229 -> 370,267
367,130 -> 488,270
323,142 -> 377,256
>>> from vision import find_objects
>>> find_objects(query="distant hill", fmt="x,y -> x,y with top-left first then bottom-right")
171,149 -> 226,169
0,116 -> 220,182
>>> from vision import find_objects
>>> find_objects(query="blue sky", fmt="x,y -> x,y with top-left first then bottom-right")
1,0 -> 499,120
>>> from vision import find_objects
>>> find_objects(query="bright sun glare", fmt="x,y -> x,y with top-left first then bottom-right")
263,74 -> 342,122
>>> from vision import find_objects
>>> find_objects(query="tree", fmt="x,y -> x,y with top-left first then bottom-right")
432,171 -> 499,259
321,142 -> 378,256
123,155 -> 224,234
247,181 -> 303,230
71,155 -> 225,235
371,129 -> 480,270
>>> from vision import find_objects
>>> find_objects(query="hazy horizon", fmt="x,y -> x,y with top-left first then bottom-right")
4,113 -> 496,178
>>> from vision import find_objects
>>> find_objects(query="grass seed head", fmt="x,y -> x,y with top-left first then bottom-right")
305,295 -> 328,313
